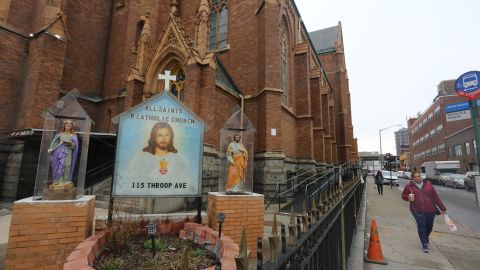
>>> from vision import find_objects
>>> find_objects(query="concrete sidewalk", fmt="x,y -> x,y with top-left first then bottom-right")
364,176 -> 480,270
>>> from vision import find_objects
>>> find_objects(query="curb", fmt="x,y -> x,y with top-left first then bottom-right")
346,180 -> 367,270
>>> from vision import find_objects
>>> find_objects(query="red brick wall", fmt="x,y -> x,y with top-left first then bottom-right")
61,0 -> 112,97
409,95 -> 478,170
208,193 -> 264,258
4,0 -> 36,33
0,32 -> 26,133
17,35 -> 67,130
282,110 -> 296,157
5,196 -> 95,270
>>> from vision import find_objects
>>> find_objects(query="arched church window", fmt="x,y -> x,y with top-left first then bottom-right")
209,0 -> 228,50
134,20 -> 145,51
280,19 -> 289,105
159,63 -> 185,101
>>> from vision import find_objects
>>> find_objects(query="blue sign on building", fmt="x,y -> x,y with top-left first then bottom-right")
445,99 -> 480,113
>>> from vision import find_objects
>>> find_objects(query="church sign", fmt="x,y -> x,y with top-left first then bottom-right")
112,91 -> 205,197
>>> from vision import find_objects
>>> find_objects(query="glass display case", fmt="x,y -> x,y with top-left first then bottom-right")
218,109 -> 255,194
33,90 -> 92,200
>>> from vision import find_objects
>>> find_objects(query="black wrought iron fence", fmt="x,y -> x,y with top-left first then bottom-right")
262,172 -> 365,270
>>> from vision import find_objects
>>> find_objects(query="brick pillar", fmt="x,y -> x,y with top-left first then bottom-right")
5,196 -> 95,270
207,192 -> 264,258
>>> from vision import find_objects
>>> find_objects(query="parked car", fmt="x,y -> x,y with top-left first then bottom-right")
381,170 -> 399,186
444,173 -> 465,189
464,171 -> 480,191
438,173 -> 453,185
404,171 -> 412,179
396,171 -> 405,178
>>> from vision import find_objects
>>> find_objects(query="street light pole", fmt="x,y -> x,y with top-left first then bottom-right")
379,124 -> 403,171
379,129 -> 383,170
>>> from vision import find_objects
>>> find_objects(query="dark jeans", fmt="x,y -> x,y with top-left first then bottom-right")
411,211 -> 436,248
376,183 -> 383,194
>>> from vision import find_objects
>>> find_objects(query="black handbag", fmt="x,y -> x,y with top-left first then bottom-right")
433,203 -> 442,215
424,189 -> 442,215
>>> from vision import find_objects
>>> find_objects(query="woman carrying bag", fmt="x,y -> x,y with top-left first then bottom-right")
401,172 -> 447,253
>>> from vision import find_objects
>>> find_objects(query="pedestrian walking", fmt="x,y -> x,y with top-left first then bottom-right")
401,172 -> 446,253
374,170 -> 383,195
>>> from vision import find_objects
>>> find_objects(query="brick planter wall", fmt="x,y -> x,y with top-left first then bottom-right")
208,192 -> 264,258
65,222 -> 239,269
5,196 -> 95,270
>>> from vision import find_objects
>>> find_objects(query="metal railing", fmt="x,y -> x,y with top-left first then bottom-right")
261,167 -> 364,270
265,162 -> 352,211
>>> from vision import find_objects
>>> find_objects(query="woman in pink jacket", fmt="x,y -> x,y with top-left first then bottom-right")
402,172 -> 447,253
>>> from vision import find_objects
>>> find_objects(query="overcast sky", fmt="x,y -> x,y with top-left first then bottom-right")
296,0 -> 480,155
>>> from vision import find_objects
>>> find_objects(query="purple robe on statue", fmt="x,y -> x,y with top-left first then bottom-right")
49,133 -> 79,183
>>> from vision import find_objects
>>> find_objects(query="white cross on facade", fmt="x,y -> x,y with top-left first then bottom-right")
158,70 -> 177,92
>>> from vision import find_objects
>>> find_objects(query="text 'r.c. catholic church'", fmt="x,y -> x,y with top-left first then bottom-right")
0,0 -> 357,201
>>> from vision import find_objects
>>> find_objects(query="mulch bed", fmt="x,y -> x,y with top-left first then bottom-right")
93,234 -> 216,270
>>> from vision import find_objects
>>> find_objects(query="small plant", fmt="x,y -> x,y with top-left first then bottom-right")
98,258 -> 123,270
191,248 -> 207,257
144,238 -> 166,251
106,203 -> 142,253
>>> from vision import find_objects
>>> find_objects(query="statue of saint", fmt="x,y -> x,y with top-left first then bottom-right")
171,71 -> 185,100
226,133 -> 248,194
47,119 -> 79,190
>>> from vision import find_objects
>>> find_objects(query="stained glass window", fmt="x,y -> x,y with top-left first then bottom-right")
209,0 -> 228,50
280,20 -> 289,105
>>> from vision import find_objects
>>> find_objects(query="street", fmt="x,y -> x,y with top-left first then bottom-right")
398,178 -> 480,235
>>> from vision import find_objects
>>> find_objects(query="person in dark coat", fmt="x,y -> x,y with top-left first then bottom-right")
402,172 -> 447,253
374,170 -> 384,195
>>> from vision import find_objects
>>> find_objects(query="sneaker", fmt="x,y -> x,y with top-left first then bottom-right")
422,245 -> 429,253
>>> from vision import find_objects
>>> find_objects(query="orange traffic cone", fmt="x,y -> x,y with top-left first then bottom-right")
364,219 -> 387,265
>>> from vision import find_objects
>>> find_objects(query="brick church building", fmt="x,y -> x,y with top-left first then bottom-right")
0,0 -> 357,202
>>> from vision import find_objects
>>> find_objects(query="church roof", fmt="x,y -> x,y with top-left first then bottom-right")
215,58 -> 240,96
309,26 -> 339,54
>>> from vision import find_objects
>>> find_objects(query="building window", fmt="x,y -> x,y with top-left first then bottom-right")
474,140 -> 477,154
436,124 -> 443,132
427,112 -> 433,122
466,141 -> 471,155
434,105 -> 440,116
454,144 -> 462,156
448,147 -> 453,158
432,146 -> 438,155
134,20 -> 145,51
209,0 -> 228,50
438,143 -> 445,153
280,18 -> 289,105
